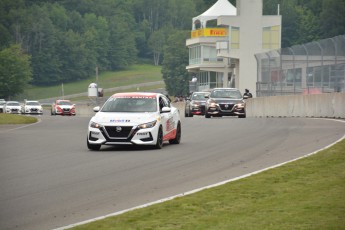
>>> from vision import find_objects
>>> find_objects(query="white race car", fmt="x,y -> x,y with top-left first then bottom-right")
87,92 -> 181,150
21,100 -> 43,115
4,101 -> 21,114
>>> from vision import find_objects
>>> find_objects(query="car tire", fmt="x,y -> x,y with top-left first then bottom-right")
155,126 -> 163,149
205,113 -> 211,118
238,114 -> 246,118
169,121 -> 181,144
87,138 -> 101,151
184,107 -> 189,117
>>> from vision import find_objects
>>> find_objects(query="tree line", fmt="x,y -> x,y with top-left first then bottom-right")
0,0 -> 344,98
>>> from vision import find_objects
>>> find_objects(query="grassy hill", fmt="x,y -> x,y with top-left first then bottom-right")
17,64 -> 163,100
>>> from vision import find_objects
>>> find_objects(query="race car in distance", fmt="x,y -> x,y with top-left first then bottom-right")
87,92 -> 181,150
0,99 -> 6,113
4,101 -> 21,114
21,100 -> 43,115
185,91 -> 210,117
205,88 -> 246,118
51,99 -> 76,116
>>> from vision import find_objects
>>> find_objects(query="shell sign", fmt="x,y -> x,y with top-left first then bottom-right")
191,28 -> 228,38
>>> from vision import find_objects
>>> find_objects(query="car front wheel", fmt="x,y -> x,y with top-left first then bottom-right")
155,126 -> 163,149
169,122 -> 181,144
184,107 -> 189,117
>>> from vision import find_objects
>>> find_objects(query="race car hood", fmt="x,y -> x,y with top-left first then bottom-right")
57,105 -> 74,109
191,99 -> 207,103
93,112 -> 159,126
211,98 -> 244,104
26,105 -> 42,109
6,105 -> 21,109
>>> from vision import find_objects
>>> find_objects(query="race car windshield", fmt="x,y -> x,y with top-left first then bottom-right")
57,101 -> 72,105
192,93 -> 208,100
210,90 -> 242,99
101,97 -> 158,113
7,102 -> 20,106
27,102 -> 40,105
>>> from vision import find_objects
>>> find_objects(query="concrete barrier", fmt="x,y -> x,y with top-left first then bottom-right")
246,93 -> 345,119
75,93 -> 345,119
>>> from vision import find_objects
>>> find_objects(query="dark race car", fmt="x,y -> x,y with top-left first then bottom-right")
184,91 -> 210,117
205,88 -> 246,118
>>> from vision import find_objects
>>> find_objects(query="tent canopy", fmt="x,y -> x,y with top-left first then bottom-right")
193,0 -> 237,29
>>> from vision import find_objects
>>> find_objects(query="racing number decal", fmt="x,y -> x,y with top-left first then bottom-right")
166,117 -> 175,132
163,116 -> 177,141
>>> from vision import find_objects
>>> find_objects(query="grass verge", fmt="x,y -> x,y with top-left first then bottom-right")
73,138 -> 345,230
69,83 -> 166,102
18,64 -> 162,100
0,113 -> 38,124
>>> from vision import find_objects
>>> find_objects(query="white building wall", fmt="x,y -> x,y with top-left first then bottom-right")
218,0 -> 281,97
237,0 -> 263,97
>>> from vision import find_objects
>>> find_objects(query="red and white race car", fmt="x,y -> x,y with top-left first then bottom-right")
51,99 -> 76,116
87,92 -> 181,150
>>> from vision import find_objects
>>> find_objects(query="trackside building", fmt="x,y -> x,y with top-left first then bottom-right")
186,0 -> 282,97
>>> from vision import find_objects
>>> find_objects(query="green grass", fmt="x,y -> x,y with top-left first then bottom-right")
18,64 -> 162,100
0,113 -> 38,124
73,139 -> 345,230
70,83 -> 166,101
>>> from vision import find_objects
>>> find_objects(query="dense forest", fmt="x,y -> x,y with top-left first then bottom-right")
1,0 -> 345,98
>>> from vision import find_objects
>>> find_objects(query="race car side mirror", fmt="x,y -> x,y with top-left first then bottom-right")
161,107 -> 171,113
93,106 -> 100,112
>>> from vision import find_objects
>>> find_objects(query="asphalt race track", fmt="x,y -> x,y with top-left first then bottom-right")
1,113 -> 345,230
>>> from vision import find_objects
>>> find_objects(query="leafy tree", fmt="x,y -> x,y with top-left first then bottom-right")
58,30 -> 93,83
0,0 -> 18,49
135,19 -> 151,59
164,0 -> 197,30
108,15 -> 138,69
162,30 -> 189,96
28,4 -> 62,85
83,13 -> 110,70
148,29 -> 166,66
320,0 -> 345,38
295,6 -> 321,44
0,44 -> 32,99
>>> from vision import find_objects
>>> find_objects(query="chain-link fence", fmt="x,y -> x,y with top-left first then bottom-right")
255,34 -> 345,97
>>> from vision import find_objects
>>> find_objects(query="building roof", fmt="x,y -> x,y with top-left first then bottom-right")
193,0 -> 237,29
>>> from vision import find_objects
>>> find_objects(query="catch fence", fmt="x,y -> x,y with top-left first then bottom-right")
255,34 -> 345,97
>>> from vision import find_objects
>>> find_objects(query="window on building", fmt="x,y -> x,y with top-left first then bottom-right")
231,27 -> 240,49
262,25 -> 280,49
189,45 -> 201,65
203,46 -> 217,62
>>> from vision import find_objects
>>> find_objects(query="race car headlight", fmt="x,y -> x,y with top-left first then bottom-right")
190,101 -> 200,107
90,122 -> 103,129
138,120 -> 157,129
209,102 -> 218,107
235,102 -> 245,108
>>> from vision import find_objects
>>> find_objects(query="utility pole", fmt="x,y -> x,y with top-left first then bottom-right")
95,66 -> 99,105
